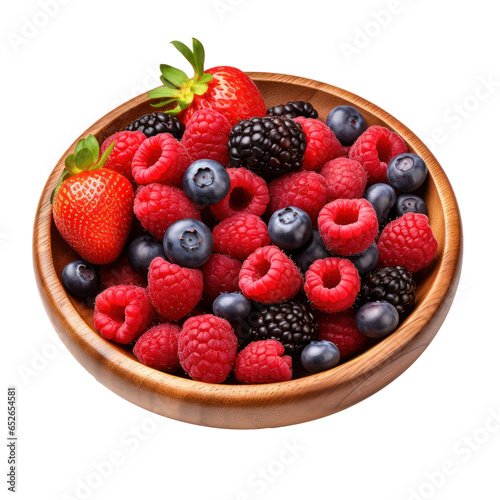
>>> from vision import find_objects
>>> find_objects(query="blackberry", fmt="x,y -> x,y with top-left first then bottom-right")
228,116 -> 307,181
124,113 -> 185,140
267,100 -> 319,119
359,266 -> 416,314
251,301 -> 318,357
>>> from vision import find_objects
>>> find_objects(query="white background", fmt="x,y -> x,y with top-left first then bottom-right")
3,0 -> 500,499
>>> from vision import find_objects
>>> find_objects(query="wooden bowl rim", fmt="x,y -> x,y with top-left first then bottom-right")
33,72 -> 462,411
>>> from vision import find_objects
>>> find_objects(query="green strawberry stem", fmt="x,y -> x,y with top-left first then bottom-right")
147,38 -> 213,115
50,135 -> 114,204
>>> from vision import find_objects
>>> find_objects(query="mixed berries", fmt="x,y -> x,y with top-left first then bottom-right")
53,38 -> 439,385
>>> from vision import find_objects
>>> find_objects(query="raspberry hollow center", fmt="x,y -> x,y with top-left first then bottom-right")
323,269 -> 341,289
145,144 -> 163,168
376,136 -> 392,163
253,259 -> 271,281
229,187 -> 252,211
334,210 -> 358,226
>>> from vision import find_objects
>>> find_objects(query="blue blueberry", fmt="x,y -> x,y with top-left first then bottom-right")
163,219 -> 213,268
355,301 -> 399,339
128,235 -> 166,277
326,105 -> 367,146
387,153 -> 428,193
301,340 -> 341,373
395,194 -> 427,218
62,260 -> 99,298
213,292 -> 252,322
364,183 -> 397,227
291,229 -> 331,273
346,242 -> 379,275
183,159 -> 230,206
268,206 -> 313,250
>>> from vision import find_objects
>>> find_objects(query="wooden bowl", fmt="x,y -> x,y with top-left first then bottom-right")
33,73 -> 462,429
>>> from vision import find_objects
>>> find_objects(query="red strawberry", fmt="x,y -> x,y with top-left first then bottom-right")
147,38 -> 266,126
52,135 -> 134,265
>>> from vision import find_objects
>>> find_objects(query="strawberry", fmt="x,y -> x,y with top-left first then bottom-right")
147,38 -> 267,126
52,135 -> 134,265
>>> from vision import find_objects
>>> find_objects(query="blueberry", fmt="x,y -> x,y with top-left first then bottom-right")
163,219 -> 213,268
301,340 -> 341,373
346,242 -> 379,275
395,194 -> 427,218
268,206 -> 312,250
291,229 -> 331,273
213,292 -> 252,322
61,260 -> 99,298
355,301 -> 399,339
128,235 -> 166,277
387,153 -> 428,193
183,159 -> 230,206
364,183 -> 396,227
326,105 -> 367,146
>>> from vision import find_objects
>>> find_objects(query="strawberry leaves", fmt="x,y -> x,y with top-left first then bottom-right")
50,134 -> 114,204
147,38 -> 213,115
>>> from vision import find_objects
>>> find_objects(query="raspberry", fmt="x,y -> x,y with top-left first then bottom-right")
293,116 -> 343,171
202,253 -> 241,301
181,109 -> 232,166
377,213 -> 438,272
210,168 -> 270,221
317,309 -> 367,359
148,257 -> 203,320
132,133 -> 192,186
233,340 -> 293,384
133,183 -> 201,241
99,256 -> 146,289
212,213 -> 270,260
133,323 -> 181,372
320,158 -> 367,202
318,199 -> 378,256
304,258 -> 360,313
239,246 -> 303,304
94,285 -> 155,344
268,170 -> 327,227
349,125 -> 408,184
100,130 -> 147,181
178,314 -> 238,383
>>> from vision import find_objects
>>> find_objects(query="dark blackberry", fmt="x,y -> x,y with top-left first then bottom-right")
359,266 -> 416,314
124,113 -> 185,140
228,116 -> 307,181
251,301 -> 318,357
267,101 -> 319,119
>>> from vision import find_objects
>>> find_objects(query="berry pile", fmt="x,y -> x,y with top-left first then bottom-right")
53,38 -> 438,384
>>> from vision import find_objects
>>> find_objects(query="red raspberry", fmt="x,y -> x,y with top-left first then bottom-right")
212,213 -> 270,260
202,253 -> 241,301
181,109 -> 232,166
133,183 -> 201,241
100,130 -> 146,182
304,258 -> 360,313
210,167 -> 269,221
377,213 -> 438,272
148,257 -> 204,320
318,199 -> 378,256
268,170 -> 327,226
317,309 -> 367,359
349,125 -> 407,184
133,323 -> 181,372
178,314 -> 238,383
239,246 -> 303,304
293,116 -> 343,171
132,133 -> 192,186
99,256 -> 146,289
320,158 -> 367,202
94,285 -> 155,344
234,340 -> 293,384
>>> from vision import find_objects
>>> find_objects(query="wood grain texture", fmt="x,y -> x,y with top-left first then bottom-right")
32,73 -> 463,429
